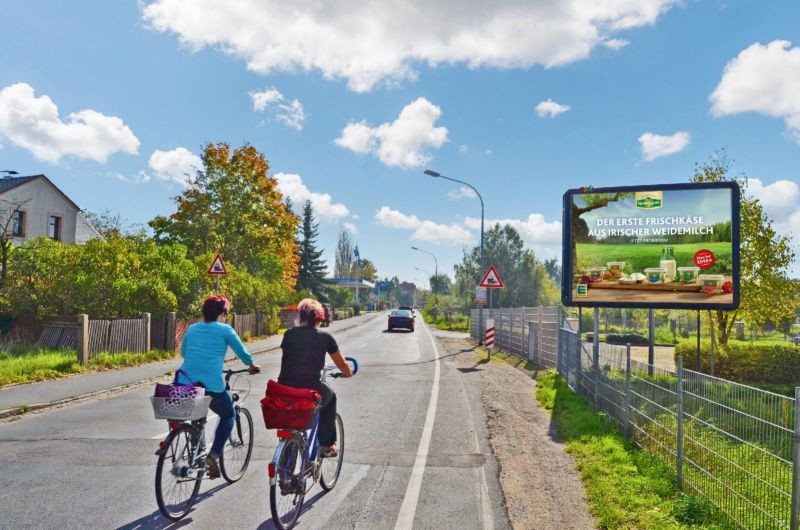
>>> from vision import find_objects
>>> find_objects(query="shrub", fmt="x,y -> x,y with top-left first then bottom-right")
675,340 -> 800,385
351,303 -> 361,316
606,332 -> 649,346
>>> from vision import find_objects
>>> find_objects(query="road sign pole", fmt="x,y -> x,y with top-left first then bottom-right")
216,275 -> 220,294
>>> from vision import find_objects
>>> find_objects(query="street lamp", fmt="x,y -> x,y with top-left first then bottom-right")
414,266 -> 431,289
411,246 -> 438,305
424,169 -> 486,341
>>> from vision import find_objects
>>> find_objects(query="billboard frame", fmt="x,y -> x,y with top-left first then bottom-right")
561,181 -> 741,310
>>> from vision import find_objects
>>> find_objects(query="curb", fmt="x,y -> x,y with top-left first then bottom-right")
0,313 -> 380,420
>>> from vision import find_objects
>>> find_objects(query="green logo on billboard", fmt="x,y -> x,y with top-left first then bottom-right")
635,191 -> 663,210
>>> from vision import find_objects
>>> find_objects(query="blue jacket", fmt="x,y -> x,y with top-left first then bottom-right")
177,321 -> 254,393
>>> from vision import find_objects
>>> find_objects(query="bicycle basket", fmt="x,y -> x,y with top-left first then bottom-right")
261,380 -> 320,430
151,395 -> 212,421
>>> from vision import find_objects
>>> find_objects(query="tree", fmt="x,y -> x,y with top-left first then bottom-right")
0,196 -> 30,286
430,273 -> 452,296
543,258 -> 561,285
296,201 -> 329,297
569,191 -> 632,278
692,151 -> 798,346
334,228 -> 354,278
149,142 -> 299,288
82,209 -> 145,238
454,224 -> 560,308
358,258 -> 378,282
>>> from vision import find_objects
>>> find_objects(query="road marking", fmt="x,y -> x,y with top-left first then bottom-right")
307,464 -> 370,530
357,342 -> 367,349
394,320 -> 440,530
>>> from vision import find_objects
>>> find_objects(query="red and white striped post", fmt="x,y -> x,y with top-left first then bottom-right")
485,318 -> 495,355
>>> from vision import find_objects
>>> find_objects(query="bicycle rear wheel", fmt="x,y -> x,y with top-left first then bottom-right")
270,435 -> 306,530
155,425 -> 202,521
220,406 -> 254,483
319,413 -> 344,491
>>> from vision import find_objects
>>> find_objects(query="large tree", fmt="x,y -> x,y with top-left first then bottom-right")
454,223 -> 560,308
296,201 -> 328,297
692,151 -> 798,346
334,228 -> 354,278
0,196 -> 30,286
149,142 -> 299,288
569,191 -> 632,278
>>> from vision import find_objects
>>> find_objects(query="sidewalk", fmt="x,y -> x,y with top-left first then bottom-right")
0,311 -> 380,416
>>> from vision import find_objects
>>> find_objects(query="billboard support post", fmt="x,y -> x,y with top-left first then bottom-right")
648,309 -> 655,377
593,307 -> 600,411
696,310 -> 701,371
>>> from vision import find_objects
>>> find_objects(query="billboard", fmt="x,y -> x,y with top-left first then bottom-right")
562,182 -> 740,310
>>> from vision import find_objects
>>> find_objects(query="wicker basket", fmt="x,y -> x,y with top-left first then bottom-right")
150,395 -> 212,421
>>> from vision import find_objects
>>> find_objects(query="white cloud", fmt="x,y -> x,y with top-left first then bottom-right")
142,0 -> 678,93
747,178 -> 800,221
710,41 -> 800,143
638,131 -> 690,162
458,144 -> 469,153
274,172 -> 349,222
249,87 -> 306,130
465,213 -> 562,257
448,186 -> 477,200
0,82 -> 139,164
343,222 -> 358,234
374,206 -> 472,244
148,148 -> 202,186
351,214 -> 360,220
603,38 -> 630,50
335,97 -> 447,169
535,99 -> 571,118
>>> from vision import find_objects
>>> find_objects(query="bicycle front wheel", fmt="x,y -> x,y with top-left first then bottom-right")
270,435 -> 306,530
319,413 -> 344,491
220,406 -> 254,483
155,425 -> 201,521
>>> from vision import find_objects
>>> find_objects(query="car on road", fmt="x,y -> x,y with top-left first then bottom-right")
388,309 -> 414,332
399,305 -> 414,315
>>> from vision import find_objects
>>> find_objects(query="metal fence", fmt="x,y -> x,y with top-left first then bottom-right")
557,326 -> 798,530
470,305 -> 800,529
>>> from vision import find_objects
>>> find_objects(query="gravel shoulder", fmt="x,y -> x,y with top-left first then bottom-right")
437,335 -> 596,530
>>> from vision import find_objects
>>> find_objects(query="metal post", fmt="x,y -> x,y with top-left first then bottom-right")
677,356 -> 684,490
538,306 -> 544,365
625,343 -> 632,438
593,307 -> 600,410
76,314 -> 89,366
791,386 -> 800,530
711,339 -> 716,377
216,275 -> 220,294
578,307 -> 582,341
648,308 -> 655,377
696,310 -> 701,371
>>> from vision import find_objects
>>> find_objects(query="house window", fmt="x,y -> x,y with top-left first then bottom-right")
48,215 -> 61,241
11,211 -> 25,237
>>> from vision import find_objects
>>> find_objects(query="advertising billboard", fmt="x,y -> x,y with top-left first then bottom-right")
562,182 -> 740,310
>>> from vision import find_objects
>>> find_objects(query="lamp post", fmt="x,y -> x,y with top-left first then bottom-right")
424,169 -> 485,341
411,247 -> 438,306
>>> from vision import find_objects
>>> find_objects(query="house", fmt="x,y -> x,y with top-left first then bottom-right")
0,174 -> 100,244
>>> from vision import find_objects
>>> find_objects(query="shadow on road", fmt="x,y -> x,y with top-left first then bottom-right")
117,482 -> 229,530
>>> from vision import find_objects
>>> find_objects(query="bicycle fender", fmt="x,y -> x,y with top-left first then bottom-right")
269,440 -> 288,486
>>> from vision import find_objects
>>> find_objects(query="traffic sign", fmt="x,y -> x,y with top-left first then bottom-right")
479,265 -> 504,288
208,253 -> 228,275
475,286 -> 487,304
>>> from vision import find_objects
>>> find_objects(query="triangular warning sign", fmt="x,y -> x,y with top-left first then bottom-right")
208,253 -> 228,275
479,265 -> 504,288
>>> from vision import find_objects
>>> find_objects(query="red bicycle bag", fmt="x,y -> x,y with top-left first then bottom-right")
261,380 -> 321,430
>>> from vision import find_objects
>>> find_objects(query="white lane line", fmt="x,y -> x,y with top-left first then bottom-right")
357,342 -> 367,349
307,464 -> 370,530
394,320 -> 440,530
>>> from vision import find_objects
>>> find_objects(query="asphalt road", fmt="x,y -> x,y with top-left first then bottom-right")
0,315 -> 509,529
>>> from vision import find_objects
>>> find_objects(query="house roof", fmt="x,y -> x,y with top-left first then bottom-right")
0,174 -> 81,210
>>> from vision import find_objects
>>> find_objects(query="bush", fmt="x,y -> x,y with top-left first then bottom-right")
675,340 -> 800,385
334,310 -> 348,320
351,303 -> 361,316
606,332 -> 649,346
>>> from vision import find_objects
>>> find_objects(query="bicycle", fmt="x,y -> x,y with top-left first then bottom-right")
154,367 -> 255,521
268,357 -> 359,530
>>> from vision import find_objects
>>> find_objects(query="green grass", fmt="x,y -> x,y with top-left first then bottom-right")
434,314 -> 470,332
576,242 -> 733,277
0,346 -> 177,386
535,370 -> 731,529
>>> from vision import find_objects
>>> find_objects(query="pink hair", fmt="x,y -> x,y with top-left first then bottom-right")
297,298 -> 324,326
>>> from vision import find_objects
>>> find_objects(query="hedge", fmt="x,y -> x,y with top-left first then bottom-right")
675,340 -> 800,385
606,332 -> 649,346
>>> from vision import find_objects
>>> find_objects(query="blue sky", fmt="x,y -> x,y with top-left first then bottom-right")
1,0 -> 799,285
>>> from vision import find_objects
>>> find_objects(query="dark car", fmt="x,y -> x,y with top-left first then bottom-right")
399,305 -> 414,316
388,309 -> 414,332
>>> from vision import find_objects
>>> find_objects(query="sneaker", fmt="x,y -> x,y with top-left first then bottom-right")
319,444 -> 338,458
205,454 -> 221,479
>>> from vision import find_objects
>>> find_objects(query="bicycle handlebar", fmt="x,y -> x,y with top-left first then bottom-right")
330,357 -> 358,378
224,367 -> 252,382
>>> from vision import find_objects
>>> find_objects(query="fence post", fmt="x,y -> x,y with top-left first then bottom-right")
528,321 -> 535,363
791,386 -> 800,530
538,306 -> 544,365
142,312 -> 151,353
593,307 -> 600,411
677,355 -> 684,490
76,314 -> 89,366
625,343 -> 632,438
165,312 -> 177,352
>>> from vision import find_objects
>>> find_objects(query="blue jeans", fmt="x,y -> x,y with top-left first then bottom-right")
207,390 -> 234,457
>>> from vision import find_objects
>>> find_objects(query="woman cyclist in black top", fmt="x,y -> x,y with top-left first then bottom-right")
278,298 -> 352,455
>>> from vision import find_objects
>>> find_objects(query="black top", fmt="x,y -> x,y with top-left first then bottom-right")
278,326 -> 339,388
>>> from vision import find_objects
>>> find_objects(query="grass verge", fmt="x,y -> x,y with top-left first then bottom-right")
535,369 -> 732,529
0,347 -> 177,386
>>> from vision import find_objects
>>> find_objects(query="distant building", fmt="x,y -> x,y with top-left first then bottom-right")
0,174 -> 100,244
